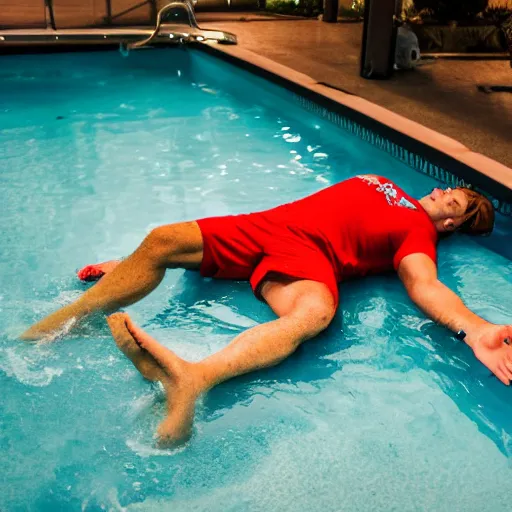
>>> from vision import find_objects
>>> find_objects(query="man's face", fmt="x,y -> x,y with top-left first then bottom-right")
421,187 -> 469,232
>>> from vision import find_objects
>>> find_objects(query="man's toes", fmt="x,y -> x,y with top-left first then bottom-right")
107,313 -> 140,354
124,317 -> 151,350
124,318 -> 177,371
107,312 -> 129,332
108,313 -> 165,382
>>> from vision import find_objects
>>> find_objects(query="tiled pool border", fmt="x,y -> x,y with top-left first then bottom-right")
197,43 -> 512,217
294,94 -> 512,216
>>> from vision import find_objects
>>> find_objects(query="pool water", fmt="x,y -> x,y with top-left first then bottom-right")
1,48 -> 511,511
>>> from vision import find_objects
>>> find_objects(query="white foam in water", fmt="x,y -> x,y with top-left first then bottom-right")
125,393 -> 205,458
125,438 -> 189,459
37,316 -> 78,344
0,346 -> 63,387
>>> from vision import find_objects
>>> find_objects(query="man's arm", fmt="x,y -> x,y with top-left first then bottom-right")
398,253 -> 512,385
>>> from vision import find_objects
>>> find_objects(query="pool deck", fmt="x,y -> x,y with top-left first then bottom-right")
197,15 -> 512,171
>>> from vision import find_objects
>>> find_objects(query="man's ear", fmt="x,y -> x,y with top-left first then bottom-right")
443,219 -> 456,232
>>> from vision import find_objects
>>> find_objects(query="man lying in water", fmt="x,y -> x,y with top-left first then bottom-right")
22,174 -> 512,445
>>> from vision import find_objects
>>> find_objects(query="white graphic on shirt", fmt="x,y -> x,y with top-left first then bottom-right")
397,196 -> 417,209
358,175 -> 381,187
357,175 -> 417,210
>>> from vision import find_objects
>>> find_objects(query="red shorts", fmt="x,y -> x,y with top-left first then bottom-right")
196,214 -> 339,306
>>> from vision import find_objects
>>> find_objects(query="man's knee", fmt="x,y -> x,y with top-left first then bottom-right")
142,225 -> 179,260
140,222 -> 203,266
292,295 -> 336,339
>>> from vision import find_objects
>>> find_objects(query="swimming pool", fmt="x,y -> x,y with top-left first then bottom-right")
1,47 -> 511,511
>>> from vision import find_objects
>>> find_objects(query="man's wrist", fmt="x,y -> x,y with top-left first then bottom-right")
455,329 -> 477,349
455,330 -> 467,342
461,320 -> 493,349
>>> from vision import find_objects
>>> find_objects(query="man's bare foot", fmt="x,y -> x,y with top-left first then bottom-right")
123,315 -> 205,446
107,313 -> 165,382
78,260 -> 121,282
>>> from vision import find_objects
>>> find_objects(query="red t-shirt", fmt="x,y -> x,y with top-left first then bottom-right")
255,174 -> 438,281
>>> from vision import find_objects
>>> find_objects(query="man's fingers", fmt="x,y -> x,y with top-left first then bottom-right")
502,345 -> 512,369
494,369 -> 510,386
500,361 -> 512,380
495,363 -> 511,385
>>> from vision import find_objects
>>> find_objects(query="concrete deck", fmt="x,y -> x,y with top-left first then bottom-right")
198,17 -> 512,168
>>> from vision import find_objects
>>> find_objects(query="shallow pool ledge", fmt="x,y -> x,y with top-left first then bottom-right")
203,42 -> 512,195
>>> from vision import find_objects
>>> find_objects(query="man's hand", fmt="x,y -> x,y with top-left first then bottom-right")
398,254 -> 512,386
470,325 -> 512,385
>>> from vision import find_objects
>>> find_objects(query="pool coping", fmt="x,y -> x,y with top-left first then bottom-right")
196,41 -> 512,212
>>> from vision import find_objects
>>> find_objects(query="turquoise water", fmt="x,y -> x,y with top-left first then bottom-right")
1,48 -> 511,511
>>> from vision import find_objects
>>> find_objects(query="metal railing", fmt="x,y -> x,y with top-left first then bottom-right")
126,1 -> 198,48
6,0 -> 158,30
45,0 -> 56,29
1,0 -> 236,45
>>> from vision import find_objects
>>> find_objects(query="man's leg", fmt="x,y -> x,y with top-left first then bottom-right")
112,278 -> 336,445
21,221 -> 204,340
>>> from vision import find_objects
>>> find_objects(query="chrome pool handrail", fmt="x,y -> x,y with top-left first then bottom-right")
126,0 -> 198,49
